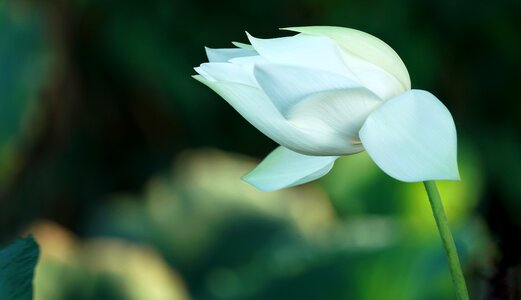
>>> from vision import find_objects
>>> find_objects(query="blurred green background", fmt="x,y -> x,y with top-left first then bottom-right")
1,0 -> 520,299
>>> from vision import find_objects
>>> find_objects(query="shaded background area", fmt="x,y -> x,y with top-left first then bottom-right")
1,0 -> 520,299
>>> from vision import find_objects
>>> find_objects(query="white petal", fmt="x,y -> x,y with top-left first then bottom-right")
242,146 -> 338,191
193,75 -> 291,143
205,47 -> 257,62
284,26 -> 411,91
253,63 -> 361,115
229,55 -> 267,81
288,88 -> 382,144
337,57 -> 406,100
246,32 -> 357,80
193,66 -> 214,81
193,76 -> 359,156
231,41 -> 255,50
195,63 -> 257,86
359,90 -> 459,182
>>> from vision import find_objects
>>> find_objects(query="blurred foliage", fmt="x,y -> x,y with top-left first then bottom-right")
33,150 -> 492,299
0,3 -> 49,189
31,222 -> 189,300
0,0 -> 520,299
0,236 -> 39,300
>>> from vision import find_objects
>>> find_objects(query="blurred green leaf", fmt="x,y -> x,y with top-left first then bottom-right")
0,236 -> 40,300
0,4 -> 49,188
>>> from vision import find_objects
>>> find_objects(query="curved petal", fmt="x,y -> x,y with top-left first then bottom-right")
195,63 -> 257,86
283,26 -> 411,91
242,146 -> 338,191
193,76 -> 361,156
229,55 -> 267,81
359,90 -> 459,182
288,87 -> 382,141
335,57 -> 406,100
246,32 -> 357,80
253,63 -> 361,115
205,47 -> 257,62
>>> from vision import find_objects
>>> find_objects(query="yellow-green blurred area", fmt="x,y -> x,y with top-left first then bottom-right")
0,0 -> 520,299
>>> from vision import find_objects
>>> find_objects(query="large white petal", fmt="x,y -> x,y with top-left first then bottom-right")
284,26 -> 411,92
195,63 -> 257,86
359,90 -> 459,182
242,146 -> 338,191
205,47 -> 257,62
288,87 -> 382,143
193,76 -> 361,156
246,32 -> 357,80
253,63 -> 361,115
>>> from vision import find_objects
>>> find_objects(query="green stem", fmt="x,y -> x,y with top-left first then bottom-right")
423,181 -> 469,300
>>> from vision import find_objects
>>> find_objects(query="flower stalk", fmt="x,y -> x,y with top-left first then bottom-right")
423,181 -> 469,300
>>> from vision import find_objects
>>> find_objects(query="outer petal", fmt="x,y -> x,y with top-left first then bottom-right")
288,87 -> 382,141
231,41 -> 255,50
359,90 -> 459,182
195,63 -> 257,86
246,32 -> 357,81
334,57 -> 405,100
205,47 -> 257,62
253,63 -> 361,115
242,146 -> 338,191
193,75 -> 359,156
284,26 -> 411,92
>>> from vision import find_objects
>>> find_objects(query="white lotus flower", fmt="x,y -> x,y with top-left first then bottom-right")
193,26 -> 459,191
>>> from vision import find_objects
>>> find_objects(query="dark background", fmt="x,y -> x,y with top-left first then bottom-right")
1,0 -> 520,299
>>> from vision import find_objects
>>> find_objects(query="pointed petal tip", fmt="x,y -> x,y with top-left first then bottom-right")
280,26 -> 326,33
241,173 -> 275,192
281,26 -> 336,33
280,26 -> 313,30
192,74 -> 205,82
446,161 -> 461,181
246,31 -> 265,43
245,31 -> 256,44
275,27 -> 304,35
446,165 -> 461,181
241,147 -> 338,192
231,41 -> 254,50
